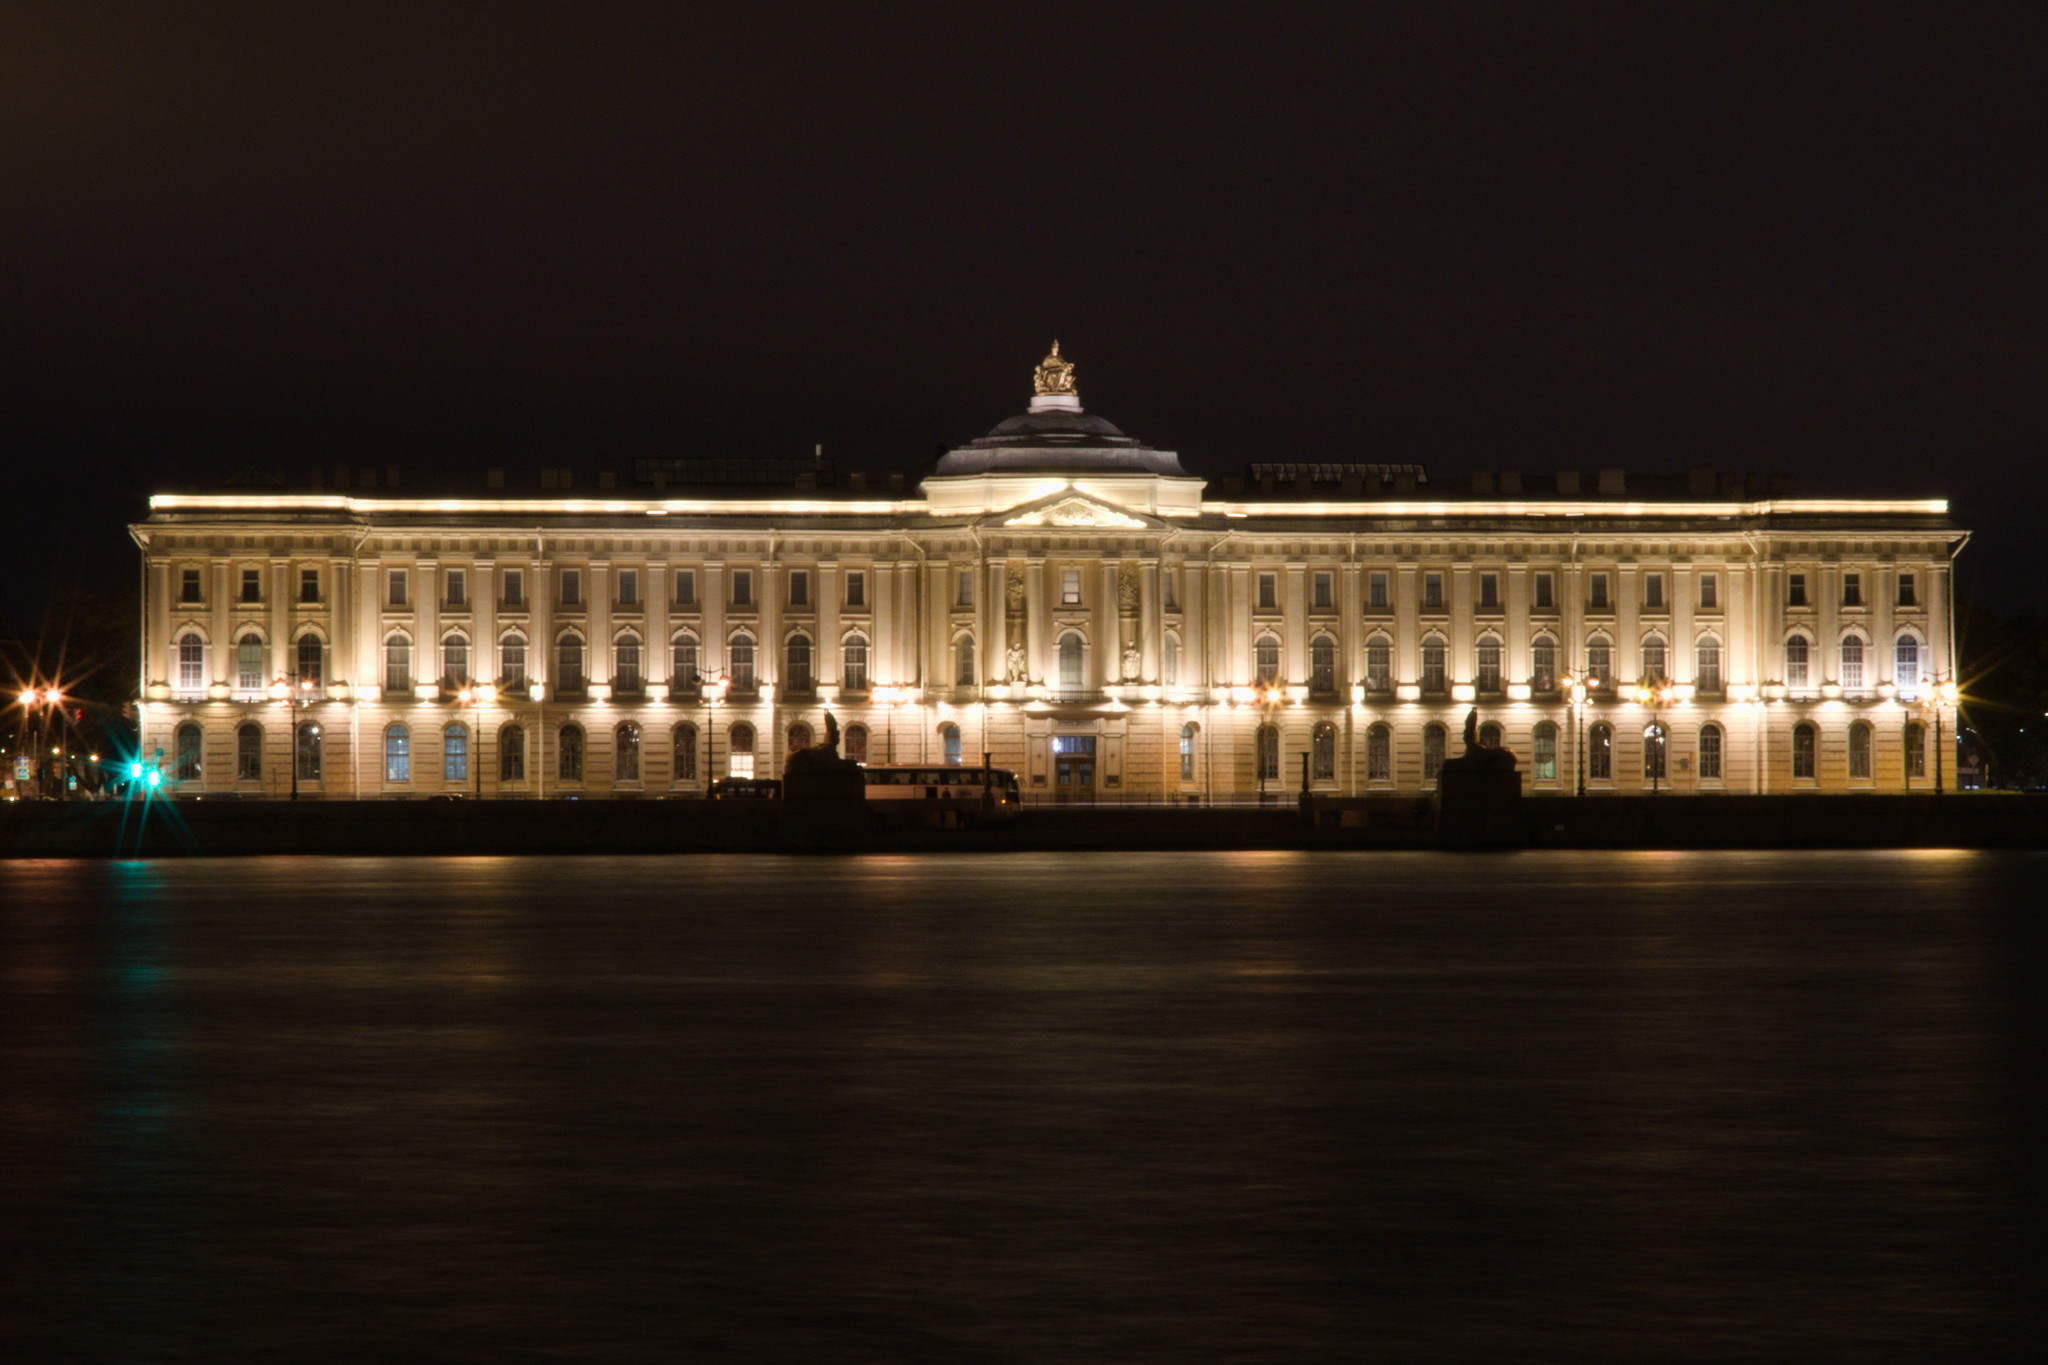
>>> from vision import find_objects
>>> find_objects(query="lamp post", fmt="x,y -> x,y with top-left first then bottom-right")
1562,673 -> 1588,797
1915,679 -> 1958,796
18,687 -> 63,800
271,674 -> 318,800
1634,678 -> 1676,794
457,682 -> 496,797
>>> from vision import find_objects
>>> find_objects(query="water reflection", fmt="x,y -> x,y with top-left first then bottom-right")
1,850 -> 2040,1361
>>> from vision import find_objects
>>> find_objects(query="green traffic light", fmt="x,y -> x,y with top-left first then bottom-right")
129,762 -> 144,779
145,770 -> 162,789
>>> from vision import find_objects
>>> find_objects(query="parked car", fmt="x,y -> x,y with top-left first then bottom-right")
710,777 -> 782,800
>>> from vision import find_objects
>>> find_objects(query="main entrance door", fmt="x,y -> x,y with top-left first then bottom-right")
1052,736 -> 1096,804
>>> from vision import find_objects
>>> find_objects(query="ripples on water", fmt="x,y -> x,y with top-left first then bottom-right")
2,851 -> 2043,1362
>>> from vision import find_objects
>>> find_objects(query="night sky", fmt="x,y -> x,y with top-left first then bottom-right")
4,4 -> 2043,628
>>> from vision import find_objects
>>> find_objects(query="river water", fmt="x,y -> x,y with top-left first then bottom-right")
3,851 -> 2043,1362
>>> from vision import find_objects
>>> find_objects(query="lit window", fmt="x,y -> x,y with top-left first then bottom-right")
1792,722 -> 1816,779
443,723 -> 469,783
236,633 -> 264,693
175,722 -> 203,781
297,724 -> 323,782
1785,634 -> 1810,689
954,635 -> 974,687
500,634 -> 527,688
442,634 -> 469,687
1533,722 -> 1557,781
384,635 -> 412,693
941,723 -> 962,766
1895,635 -> 1922,691
1641,635 -> 1667,682
1532,636 -> 1556,693
177,633 -> 205,692
1586,636 -> 1611,686
728,723 -> 755,779
1841,635 -> 1865,691
1366,636 -> 1392,693
1588,723 -> 1612,780
1644,723 -> 1666,780
384,724 -> 410,783
1061,568 -> 1082,605
296,633 -> 323,687
1179,723 -> 1196,781
1254,634 -> 1281,687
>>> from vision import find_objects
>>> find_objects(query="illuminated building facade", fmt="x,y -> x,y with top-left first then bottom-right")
131,348 -> 1965,801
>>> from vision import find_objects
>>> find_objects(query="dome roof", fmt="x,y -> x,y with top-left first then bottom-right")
930,347 -> 1192,478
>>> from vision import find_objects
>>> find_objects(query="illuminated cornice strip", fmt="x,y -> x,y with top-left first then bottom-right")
148,493 -> 1949,519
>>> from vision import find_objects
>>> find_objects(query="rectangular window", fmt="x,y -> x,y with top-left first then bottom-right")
1367,572 -> 1389,609
1163,571 -> 1178,612
672,569 -> 695,607
730,570 -> 752,607
1589,573 -> 1609,609
789,570 -> 810,607
1256,573 -> 1278,611
955,569 -> 972,608
1061,569 -> 1082,606
1534,572 -> 1554,609
180,568 -> 203,604
1534,727 -> 1557,781
502,569 -> 525,607
1478,573 -> 1499,610
239,568 -> 262,603
388,570 -> 408,607
617,569 -> 639,606
1897,572 -> 1917,607
1699,727 -> 1722,780
445,569 -> 467,607
299,567 -> 320,603
1788,573 -> 1807,607
1842,572 -> 1862,607
846,571 -> 866,608
1423,573 -> 1444,610
1644,574 -> 1665,610
559,569 -> 582,607
1699,574 -> 1718,609
1312,572 -> 1333,610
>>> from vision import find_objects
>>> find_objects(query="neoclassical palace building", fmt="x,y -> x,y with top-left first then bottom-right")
132,347 -> 1965,802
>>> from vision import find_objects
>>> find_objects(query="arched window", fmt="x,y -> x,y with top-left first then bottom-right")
1060,632 -> 1085,690
174,722 -> 203,781
671,633 -> 699,691
1365,635 -> 1392,693
1420,636 -> 1447,694
500,633 -> 527,689
1179,722 -> 1197,781
1848,720 -> 1872,779
236,633 -> 264,693
1311,722 -> 1336,781
954,635 -> 975,688
558,724 -> 584,781
1533,721 -> 1558,781
1699,724 -> 1723,781
728,722 -> 755,778
1695,635 -> 1723,694
1792,721 -> 1816,778
1163,634 -> 1181,688
616,722 -> 641,781
1841,634 -> 1866,691
499,724 -> 525,782
672,722 -> 698,781
1254,634 -> 1282,687
1785,634 -> 1811,690
295,632 -> 323,687
941,722 -> 962,765
384,634 -> 412,694
1641,634 -> 1667,683
177,632 -> 205,692
443,722 -> 469,783
1531,635 -> 1557,693
728,633 -> 756,693
843,723 -> 869,765
1896,634 -> 1923,692
384,723 -> 411,782
785,634 -> 812,693
1366,723 -> 1392,782
787,722 -> 813,754
1422,723 -> 1447,782
236,722 -> 263,781
1310,635 -> 1337,694
1905,720 -> 1926,778
842,635 -> 869,692
1588,722 -> 1613,780
1479,721 -> 1503,749
1644,722 -> 1666,780
296,722 -> 323,782
557,634 -> 586,694
442,633 -> 469,687
1585,635 -> 1611,688
1476,636 -> 1502,694
614,635 -> 643,694
1255,724 -> 1280,782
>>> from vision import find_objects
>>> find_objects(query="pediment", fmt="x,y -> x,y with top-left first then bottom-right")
988,490 -> 1162,530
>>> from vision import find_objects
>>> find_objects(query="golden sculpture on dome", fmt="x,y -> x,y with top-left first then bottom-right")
1032,341 -> 1077,397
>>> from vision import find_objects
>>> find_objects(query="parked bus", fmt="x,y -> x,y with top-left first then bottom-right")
861,764 -> 1021,826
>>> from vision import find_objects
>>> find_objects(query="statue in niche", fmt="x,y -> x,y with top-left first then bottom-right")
1007,642 -> 1029,683
1122,642 -> 1142,682
1117,562 -> 1140,615
1032,341 -> 1078,396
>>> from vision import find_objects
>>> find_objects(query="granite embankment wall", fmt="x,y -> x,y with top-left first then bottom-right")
2,794 -> 2045,858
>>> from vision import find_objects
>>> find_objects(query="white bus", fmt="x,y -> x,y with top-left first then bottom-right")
861,765 -> 1022,826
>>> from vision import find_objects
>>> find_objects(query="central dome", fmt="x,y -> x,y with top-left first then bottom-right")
930,345 -> 1191,478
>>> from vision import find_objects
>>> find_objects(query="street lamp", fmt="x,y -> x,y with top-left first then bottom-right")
272,674 -> 318,800
1634,678 -> 1676,794
1910,678 -> 1959,795
457,682 -> 496,797
1561,673 -> 1588,797
17,686 -> 65,800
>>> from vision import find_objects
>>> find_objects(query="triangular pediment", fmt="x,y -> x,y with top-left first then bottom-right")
986,489 -> 1164,530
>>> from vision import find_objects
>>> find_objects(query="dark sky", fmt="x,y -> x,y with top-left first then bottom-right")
4,2 -> 2043,627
